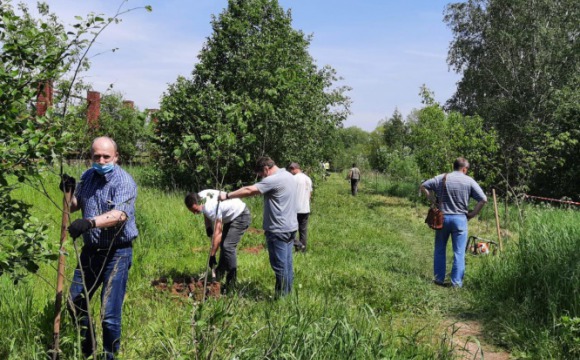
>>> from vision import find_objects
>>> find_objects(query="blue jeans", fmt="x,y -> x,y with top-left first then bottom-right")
265,231 -> 295,297
68,245 -> 133,360
434,215 -> 467,287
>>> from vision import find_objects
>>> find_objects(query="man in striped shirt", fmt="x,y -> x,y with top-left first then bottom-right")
63,136 -> 138,360
420,157 -> 487,288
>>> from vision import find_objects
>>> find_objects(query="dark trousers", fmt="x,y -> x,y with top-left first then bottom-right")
216,207 -> 251,285
294,213 -> 309,249
68,246 -> 133,360
351,179 -> 359,196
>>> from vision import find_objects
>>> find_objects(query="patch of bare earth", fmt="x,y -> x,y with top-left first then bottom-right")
443,320 -> 510,360
152,276 -> 221,301
247,227 -> 264,235
241,244 -> 264,254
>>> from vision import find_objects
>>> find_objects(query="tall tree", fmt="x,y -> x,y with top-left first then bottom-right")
444,0 -> 579,196
383,108 -> 409,151
153,0 -> 350,188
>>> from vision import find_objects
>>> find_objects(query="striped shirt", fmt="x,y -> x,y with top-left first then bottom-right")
422,171 -> 487,215
75,165 -> 138,248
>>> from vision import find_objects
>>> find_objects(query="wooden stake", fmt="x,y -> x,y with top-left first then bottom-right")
492,189 -> 503,251
52,190 -> 71,360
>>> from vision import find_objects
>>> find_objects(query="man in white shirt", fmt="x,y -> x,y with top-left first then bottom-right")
185,190 -> 251,290
288,162 -> 312,252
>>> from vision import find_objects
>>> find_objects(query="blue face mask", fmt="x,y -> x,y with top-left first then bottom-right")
92,162 -> 115,175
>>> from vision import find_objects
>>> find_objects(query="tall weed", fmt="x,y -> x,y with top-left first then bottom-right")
469,207 -> 580,357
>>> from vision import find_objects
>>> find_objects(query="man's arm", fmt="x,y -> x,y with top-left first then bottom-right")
467,199 -> 487,220
69,195 -> 79,213
92,210 -> 128,228
219,185 -> 261,201
420,184 -> 437,205
210,218 -> 223,257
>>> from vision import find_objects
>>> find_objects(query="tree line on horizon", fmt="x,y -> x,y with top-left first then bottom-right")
333,0 -> 579,202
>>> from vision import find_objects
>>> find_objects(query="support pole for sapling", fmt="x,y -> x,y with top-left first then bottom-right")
52,189 -> 72,360
492,188 -> 503,251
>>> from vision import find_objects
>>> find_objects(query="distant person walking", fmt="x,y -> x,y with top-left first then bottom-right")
219,157 -> 298,297
348,163 -> 361,196
288,162 -> 312,252
184,190 -> 251,291
420,157 -> 487,288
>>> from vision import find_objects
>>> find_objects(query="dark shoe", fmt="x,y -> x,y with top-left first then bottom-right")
432,280 -> 451,288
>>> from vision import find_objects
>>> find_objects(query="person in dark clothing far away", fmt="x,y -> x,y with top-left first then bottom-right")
348,163 -> 361,196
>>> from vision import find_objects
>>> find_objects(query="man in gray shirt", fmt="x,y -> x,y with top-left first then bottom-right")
420,157 -> 487,288
220,156 -> 298,296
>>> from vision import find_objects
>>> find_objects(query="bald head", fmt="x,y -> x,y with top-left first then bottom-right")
91,137 -> 118,165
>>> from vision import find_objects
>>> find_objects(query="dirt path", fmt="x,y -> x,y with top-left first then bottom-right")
364,192 -> 510,359
444,319 -> 510,359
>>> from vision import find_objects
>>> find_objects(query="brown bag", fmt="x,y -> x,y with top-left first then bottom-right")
425,174 -> 447,230
425,206 -> 444,230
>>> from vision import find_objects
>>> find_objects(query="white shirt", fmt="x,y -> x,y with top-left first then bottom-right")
293,172 -> 312,214
198,189 -> 246,224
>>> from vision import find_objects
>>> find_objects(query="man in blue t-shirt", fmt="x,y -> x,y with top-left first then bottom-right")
219,156 -> 298,296
420,157 -> 487,288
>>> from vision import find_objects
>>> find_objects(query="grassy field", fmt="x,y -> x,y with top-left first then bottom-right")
1,168 -> 577,359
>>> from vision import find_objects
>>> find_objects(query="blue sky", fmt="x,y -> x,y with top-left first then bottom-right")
22,0 -> 460,131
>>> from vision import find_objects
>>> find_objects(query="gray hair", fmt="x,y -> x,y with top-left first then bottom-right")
453,157 -> 469,171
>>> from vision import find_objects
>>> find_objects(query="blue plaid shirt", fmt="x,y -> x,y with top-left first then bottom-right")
75,165 -> 138,248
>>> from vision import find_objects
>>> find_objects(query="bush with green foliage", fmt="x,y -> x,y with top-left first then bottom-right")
97,92 -> 147,164
0,0 -> 151,282
409,95 -> 498,185
0,1 -> 79,282
330,126 -> 371,171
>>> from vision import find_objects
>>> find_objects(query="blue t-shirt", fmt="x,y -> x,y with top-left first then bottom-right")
422,171 -> 486,215
254,168 -> 298,233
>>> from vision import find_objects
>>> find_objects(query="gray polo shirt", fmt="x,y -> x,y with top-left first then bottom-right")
255,168 -> 298,233
422,171 -> 487,215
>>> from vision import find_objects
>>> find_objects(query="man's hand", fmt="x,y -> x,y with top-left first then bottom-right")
218,192 -> 227,201
59,174 -> 76,193
209,255 -> 217,268
68,219 -> 94,239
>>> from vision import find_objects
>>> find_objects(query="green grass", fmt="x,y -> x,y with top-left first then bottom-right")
468,207 -> 580,358
2,168 -> 575,359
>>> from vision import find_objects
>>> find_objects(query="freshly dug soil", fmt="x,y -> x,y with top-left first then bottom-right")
246,227 -> 265,235
241,244 -> 264,254
152,276 -> 221,300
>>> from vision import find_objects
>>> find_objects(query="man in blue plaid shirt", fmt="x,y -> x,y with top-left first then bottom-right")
61,136 -> 138,360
